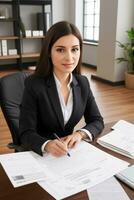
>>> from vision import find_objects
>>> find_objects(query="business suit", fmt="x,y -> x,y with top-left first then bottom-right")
19,73 -> 104,155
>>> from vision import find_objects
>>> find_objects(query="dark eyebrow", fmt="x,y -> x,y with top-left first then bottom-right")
55,46 -> 65,48
55,45 -> 80,48
72,45 -> 80,47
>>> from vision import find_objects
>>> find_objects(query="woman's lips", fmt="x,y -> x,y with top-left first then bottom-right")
63,63 -> 74,67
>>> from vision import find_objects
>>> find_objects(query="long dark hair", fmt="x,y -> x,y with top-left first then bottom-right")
35,21 -> 83,77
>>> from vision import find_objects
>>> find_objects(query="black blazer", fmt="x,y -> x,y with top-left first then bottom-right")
19,74 -> 104,155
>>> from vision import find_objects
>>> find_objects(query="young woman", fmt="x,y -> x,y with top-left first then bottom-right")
19,21 -> 104,157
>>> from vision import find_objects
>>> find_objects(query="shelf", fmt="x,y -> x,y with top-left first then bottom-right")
0,0 -> 52,69
19,0 -> 52,5
22,36 -> 45,39
0,55 -> 20,60
21,53 -> 40,58
0,18 -> 17,22
0,1 -> 12,4
0,36 -> 19,40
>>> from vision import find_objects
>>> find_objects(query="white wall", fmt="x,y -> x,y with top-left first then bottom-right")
52,0 -> 71,23
97,0 -> 118,82
97,0 -> 134,82
83,44 -> 98,66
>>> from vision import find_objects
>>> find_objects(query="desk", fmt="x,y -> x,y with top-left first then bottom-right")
93,122 -> 134,200
0,123 -> 134,200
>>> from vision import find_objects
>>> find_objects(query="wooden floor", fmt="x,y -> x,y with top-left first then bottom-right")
0,66 -> 134,154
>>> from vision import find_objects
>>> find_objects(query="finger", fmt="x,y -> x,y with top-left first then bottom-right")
45,140 -> 67,157
67,138 -> 76,148
52,144 -> 67,157
64,136 -> 72,146
52,148 -> 66,157
72,140 -> 79,148
61,136 -> 67,140
55,140 -> 68,153
52,149 -> 66,157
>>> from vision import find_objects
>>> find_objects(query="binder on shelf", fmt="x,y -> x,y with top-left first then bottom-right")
25,30 -> 32,37
8,49 -> 17,56
1,40 -> 8,56
0,41 -> 1,56
32,30 -> 40,37
97,120 -> 134,159
0,7 -> 9,19
37,12 -> 52,34
39,30 -> 43,36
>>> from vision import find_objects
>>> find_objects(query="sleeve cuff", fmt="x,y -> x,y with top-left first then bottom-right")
78,128 -> 93,142
41,140 -> 50,153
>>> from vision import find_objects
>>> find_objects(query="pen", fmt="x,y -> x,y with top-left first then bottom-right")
54,133 -> 71,157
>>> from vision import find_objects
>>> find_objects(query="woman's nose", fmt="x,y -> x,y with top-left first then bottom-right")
65,51 -> 73,60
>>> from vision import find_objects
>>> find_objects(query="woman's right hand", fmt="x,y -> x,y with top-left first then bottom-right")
44,139 -> 68,157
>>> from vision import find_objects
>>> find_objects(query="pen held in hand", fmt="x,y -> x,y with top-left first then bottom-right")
54,133 -> 71,157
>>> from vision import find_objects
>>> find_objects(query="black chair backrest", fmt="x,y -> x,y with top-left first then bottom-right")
0,72 -> 31,146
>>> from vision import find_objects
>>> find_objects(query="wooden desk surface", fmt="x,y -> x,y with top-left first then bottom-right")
0,122 -> 134,200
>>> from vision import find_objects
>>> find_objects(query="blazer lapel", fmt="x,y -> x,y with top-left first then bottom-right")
46,75 -> 64,129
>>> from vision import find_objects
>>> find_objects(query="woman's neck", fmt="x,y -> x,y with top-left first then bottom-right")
54,72 -> 70,85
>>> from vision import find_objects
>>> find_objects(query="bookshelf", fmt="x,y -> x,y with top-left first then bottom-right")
0,0 -> 52,69
0,55 -> 20,60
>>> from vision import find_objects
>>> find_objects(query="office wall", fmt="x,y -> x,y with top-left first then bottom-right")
52,0 -> 71,23
82,44 -> 98,66
97,0 -> 134,82
97,0 -> 118,82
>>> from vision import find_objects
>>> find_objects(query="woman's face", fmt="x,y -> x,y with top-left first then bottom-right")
51,34 -> 80,76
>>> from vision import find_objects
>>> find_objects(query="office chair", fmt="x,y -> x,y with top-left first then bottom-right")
0,71 -> 31,152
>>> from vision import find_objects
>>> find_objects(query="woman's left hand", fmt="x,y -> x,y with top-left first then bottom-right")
63,131 -> 83,149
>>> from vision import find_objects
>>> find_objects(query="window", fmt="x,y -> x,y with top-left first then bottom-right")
83,0 -> 100,43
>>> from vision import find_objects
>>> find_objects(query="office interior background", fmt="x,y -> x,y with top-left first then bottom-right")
0,0 -> 134,154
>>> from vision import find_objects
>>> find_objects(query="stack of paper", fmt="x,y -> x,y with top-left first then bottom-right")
116,165 -> 134,190
87,177 -> 130,200
36,141 -> 129,199
0,141 -> 129,200
0,152 -> 47,187
97,120 -> 134,159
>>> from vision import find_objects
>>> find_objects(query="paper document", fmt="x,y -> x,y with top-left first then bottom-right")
112,120 -> 134,131
97,120 -> 134,159
87,177 -> 130,200
116,165 -> 134,190
0,151 -> 46,187
33,141 -> 129,200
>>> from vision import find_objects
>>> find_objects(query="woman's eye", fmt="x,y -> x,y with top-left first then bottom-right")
72,48 -> 79,53
56,48 -> 64,53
